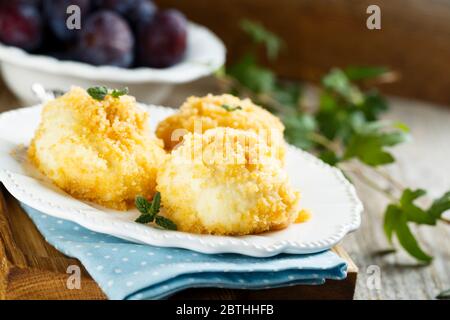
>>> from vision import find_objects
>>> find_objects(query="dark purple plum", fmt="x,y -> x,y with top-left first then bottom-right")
137,9 -> 187,68
96,0 -> 156,26
44,0 -> 91,43
0,2 -> 42,51
95,0 -> 132,14
126,0 -> 156,26
75,10 -> 134,67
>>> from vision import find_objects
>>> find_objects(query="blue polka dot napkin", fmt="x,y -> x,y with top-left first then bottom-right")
21,204 -> 348,300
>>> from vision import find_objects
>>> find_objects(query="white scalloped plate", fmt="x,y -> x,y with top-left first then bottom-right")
0,104 -> 362,257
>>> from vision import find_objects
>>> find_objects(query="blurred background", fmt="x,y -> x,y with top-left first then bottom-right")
158,0 -> 450,105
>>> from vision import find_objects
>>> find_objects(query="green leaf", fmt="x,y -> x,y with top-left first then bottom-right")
343,122 -> 409,166
322,69 -> 364,105
383,204 -> 401,243
221,104 -> 242,112
436,288 -> 450,300
382,189 -> 450,262
135,196 -> 152,215
400,189 -> 436,225
361,90 -> 389,121
427,191 -> 450,221
87,86 -> 108,101
134,193 -> 161,224
240,19 -> 283,59
135,212 -> 155,224
395,214 -> 433,262
272,82 -> 302,108
155,215 -> 177,230
228,54 -> 275,93
318,150 -> 340,165
283,114 -> 317,150
392,121 -> 410,133
344,66 -> 389,81
149,192 -> 161,216
110,87 -> 129,98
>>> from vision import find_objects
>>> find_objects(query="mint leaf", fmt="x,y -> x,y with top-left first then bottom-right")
87,86 -> 108,101
221,104 -> 242,112
240,19 -> 283,59
150,192 -> 161,216
135,193 -> 161,224
110,87 -> 129,98
135,212 -> 155,224
155,215 -> 177,230
135,195 -> 152,215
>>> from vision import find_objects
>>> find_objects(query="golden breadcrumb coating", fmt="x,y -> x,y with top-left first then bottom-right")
28,87 -> 166,210
156,94 -> 286,161
156,128 -> 300,235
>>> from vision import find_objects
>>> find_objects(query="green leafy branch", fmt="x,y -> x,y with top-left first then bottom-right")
215,19 -> 450,263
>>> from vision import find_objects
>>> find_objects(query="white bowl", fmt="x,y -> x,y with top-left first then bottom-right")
0,22 -> 225,105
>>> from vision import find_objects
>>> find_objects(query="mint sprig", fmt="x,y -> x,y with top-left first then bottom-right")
87,86 -> 108,101
134,193 -> 177,230
110,87 -> 129,98
221,104 -> 242,112
87,86 -> 128,101
155,215 -> 177,230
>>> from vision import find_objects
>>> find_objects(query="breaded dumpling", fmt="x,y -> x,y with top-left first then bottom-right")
156,94 -> 286,161
156,128 -> 300,235
28,87 -> 166,210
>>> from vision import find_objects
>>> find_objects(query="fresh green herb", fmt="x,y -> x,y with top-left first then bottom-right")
134,193 -> 177,230
343,121 -> 409,166
110,87 -> 129,98
216,18 -> 450,262
87,86 -> 129,100
155,215 -> 177,230
436,288 -> 450,300
383,189 -> 450,262
221,104 -> 242,112
87,86 -> 108,101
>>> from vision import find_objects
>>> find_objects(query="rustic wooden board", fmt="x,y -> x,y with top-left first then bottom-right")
0,187 -> 357,300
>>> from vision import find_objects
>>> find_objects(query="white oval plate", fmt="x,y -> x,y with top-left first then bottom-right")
0,104 -> 362,257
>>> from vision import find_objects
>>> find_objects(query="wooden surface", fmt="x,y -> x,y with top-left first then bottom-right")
158,0 -> 450,105
0,79 -> 449,300
0,185 -> 357,300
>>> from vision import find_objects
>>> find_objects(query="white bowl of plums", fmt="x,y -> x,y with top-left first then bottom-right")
0,1 -> 225,105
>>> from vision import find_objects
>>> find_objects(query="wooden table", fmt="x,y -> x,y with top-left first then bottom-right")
0,79 -> 449,299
